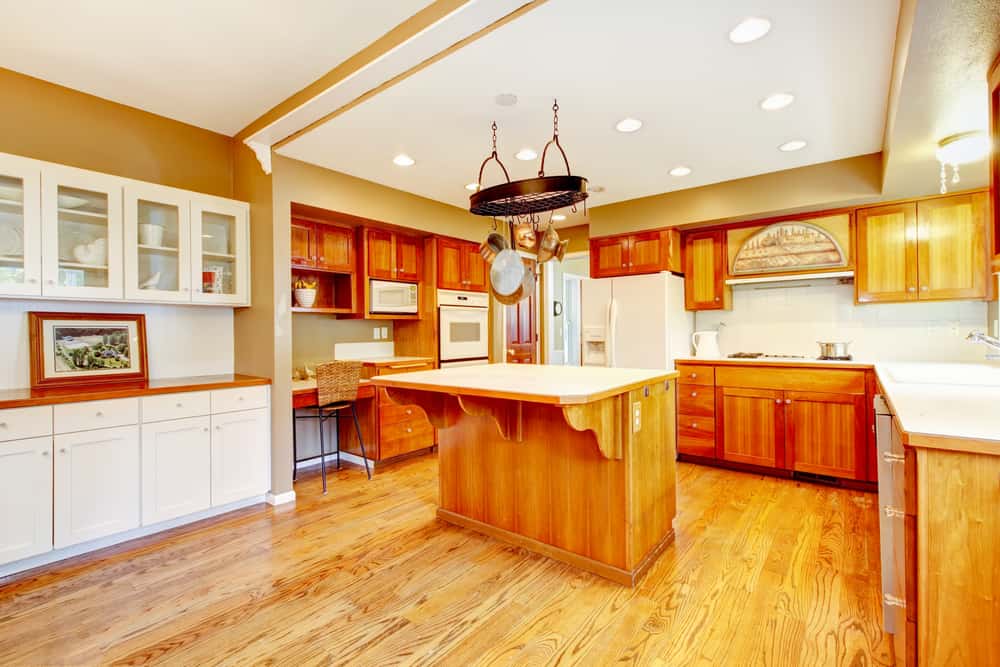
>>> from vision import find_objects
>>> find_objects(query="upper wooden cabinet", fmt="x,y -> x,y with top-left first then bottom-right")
683,229 -> 731,310
365,228 -> 421,283
315,225 -> 354,273
589,228 -> 680,278
856,192 -> 989,303
989,51 -> 999,269
437,238 -> 487,292
395,234 -> 421,282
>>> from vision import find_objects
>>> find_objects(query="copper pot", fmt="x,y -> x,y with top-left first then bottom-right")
479,231 -> 509,264
513,223 -> 538,252
536,224 -> 562,263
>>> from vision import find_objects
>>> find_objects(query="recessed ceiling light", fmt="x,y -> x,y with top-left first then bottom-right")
615,117 -> 643,133
465,183 -> 479,191
515,148 -> 537,161
729,17 -> 771,44
552,214 -> 567,221
778,140 -> 807,152
760,92 -> 795,111
393,154 -> 415,167
669,166 -> 692,177
495,93 -> 518,107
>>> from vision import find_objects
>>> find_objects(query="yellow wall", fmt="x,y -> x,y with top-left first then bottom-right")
0,68 -> 234,197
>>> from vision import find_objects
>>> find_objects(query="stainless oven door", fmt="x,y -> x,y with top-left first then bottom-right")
439,305 -> 488,362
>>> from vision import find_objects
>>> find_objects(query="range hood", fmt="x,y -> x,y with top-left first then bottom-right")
725,270 -> 854,286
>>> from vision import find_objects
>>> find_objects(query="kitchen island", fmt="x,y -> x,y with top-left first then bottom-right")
372,364 -> 678,586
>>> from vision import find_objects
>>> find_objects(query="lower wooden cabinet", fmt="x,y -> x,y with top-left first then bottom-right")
718,386 -> 785,468
54,425 -> 141,549
141,416 -> 212,525
0,436 -> 52,564
210,408 -> 270,506
785,391 -> 866,480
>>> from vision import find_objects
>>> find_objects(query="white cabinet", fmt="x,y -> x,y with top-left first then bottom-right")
191,195 -> 250,306
124,182 -> 192,302
54,425 -> 140,548
211,408 -> 269,506
41,164 -> 124,300
0,153 -> 42,297
0,437 -> 52,565
141,416 -> 211,525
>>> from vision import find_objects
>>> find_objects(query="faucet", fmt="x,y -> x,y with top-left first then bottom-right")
966,331 -> 1000,360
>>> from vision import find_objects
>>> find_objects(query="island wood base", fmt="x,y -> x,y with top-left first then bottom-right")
384,378 -> 678,587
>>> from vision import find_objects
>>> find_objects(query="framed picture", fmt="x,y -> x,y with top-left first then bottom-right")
28,312 -> 148,389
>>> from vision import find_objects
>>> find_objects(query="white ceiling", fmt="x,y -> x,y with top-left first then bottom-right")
0,0 -> 432,135
279,0 -> 901,218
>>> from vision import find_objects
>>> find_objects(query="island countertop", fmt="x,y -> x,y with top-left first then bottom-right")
370,363 -> 676,405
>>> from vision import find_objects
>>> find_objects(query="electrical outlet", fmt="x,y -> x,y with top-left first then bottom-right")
372,328 -> 380,340
380,326 -> 389,339
632,401 -> 642,433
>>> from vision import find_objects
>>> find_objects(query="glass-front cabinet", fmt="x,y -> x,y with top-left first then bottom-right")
41,165 -> 123,300
124,183 -> 190,302
0,154 -> 42,297
190,196 -> 249,305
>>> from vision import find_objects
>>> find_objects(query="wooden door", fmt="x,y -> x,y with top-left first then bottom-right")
437,238 -> 465,290
54,425 -> 141,548
683,230 -> 730,310
0,436 -> 52,565
590,236 -> 630,277
395,234 -> 421,282
366,229 -> 395,280
916,193 -> 988,300
210,408 -> 270,506
629,231 -> 666,273
717,386 -> 784,468
290,220 -> 315,267
785,391 -> 867,480
855,203 -> 918,303
506,259 -> 536,363
141,416 -> 211,525
315,224 -> 354,273
461,242 -> 488,291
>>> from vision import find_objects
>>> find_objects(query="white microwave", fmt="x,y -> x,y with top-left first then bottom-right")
369,279 -> 418,314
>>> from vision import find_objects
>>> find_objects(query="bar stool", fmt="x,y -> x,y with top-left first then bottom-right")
293,360 -> 371,493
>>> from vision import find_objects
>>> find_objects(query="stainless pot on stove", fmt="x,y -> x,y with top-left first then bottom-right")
816,341 -> 852,358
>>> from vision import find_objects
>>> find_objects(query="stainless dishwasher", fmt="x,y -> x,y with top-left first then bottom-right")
874,395 -> 907,642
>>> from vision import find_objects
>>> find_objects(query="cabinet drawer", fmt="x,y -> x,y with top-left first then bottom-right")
141,391 -> 211,423
380,421 -> 434,460
715,366 -> 865,394
379,401 -> 427,426
677,384 -> 714,417
211,386 -> 269,414
54,398 -> 139,434
676,364 -> 715,386
678,414 -> 715,439
678,433 -> 716,458
0,406 -> 52,442
375,361 -> 434,376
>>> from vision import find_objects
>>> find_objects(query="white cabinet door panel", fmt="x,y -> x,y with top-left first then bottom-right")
211,408 -> 269,506
0,437 -> 52,565
124,182 -> 192,303
141,416 -> 211,525
0,152 -> 42,297
191,195 -> 249,306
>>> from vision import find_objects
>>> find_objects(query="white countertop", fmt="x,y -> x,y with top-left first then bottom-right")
371,363 -> 676,405
674,356 -> 874,369
875,361 -> 1000,453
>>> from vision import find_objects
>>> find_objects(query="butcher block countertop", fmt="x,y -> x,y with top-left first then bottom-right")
875,361 -> 1000,455
371,363 -> 676,405
0,374 -> 271,410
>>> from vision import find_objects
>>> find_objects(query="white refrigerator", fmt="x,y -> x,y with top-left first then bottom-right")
579,272 -> 693,370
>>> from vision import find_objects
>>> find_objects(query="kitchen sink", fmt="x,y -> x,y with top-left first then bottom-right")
881,362 -> 1000,386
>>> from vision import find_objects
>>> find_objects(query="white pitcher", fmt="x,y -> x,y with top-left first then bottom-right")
691,330 -> 721,359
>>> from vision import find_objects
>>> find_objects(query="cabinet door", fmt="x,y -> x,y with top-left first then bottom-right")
683,230 -> 730,310
916,193 -> 988,300
54,425 -> 140,548
41,164 -> 124,300
590,236 -> 629,277
0,437 -> 52,565
461,242 -> 488,291
395,234 -> 421,281
191,196 -> 250,305
717,386 -> 784,468
855,203 -> 918,303
0,153 -> 42,297
290,220 -> 315,267
629,231 -> 666,274
366,229 -> 395,280
437,238 -> 465,290
315,224 -> 354,273
124,182 -> 191,302
211,408 -> 269,506
785,391 -> 866,480
141,416 -> 211,525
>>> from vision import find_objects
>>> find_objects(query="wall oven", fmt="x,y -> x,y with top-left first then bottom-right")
369,279 -> 418,314
438,289 -> 489,366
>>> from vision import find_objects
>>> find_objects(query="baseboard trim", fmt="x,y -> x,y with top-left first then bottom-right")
265,490 -> 296,506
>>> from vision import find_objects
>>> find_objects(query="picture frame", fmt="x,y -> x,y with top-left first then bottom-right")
28,312 -> 149,390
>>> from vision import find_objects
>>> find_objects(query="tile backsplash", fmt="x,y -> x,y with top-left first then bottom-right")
694,279 -> 992,362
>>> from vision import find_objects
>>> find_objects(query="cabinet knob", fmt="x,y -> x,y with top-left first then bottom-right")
775,399 -> 782,404
203,427 -> 209,432
215,425 -> 222,430
176,402 -> 183,408
714,296 -> 721,302
689,372 -> 697,379
41,450 -> 49,457
920,285 -> 929,292
237,396 -> 244,401
690,391 -> 697,397
690,423 -> 698,429
907,286 -> 916,292
59,448 -> 67,454
0,422 -> 5,428
406,409 -> 412,415
406,427 -> 413,433
785,399 -> 792,405
27,278 -> 37,284
319,257 -> 325,262
47,279 -> 55,285
96,411 -> 103,417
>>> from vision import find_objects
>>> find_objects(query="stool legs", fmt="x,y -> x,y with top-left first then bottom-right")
352,403 -> 371,480
292,407 -> 298,482
318,410 -> 328,495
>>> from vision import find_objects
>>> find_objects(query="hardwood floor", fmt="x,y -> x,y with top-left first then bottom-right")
0,456 -> 893,666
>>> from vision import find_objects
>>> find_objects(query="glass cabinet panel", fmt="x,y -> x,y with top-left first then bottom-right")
0,155 -> 41,296
56,185 -> 110,289
124,183 -> 190,302
199,211 -> 236,296
191,197 -> 248,305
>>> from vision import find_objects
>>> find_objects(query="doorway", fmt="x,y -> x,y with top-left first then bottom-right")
543,252 -> 589,366
505,257 -> 537,363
